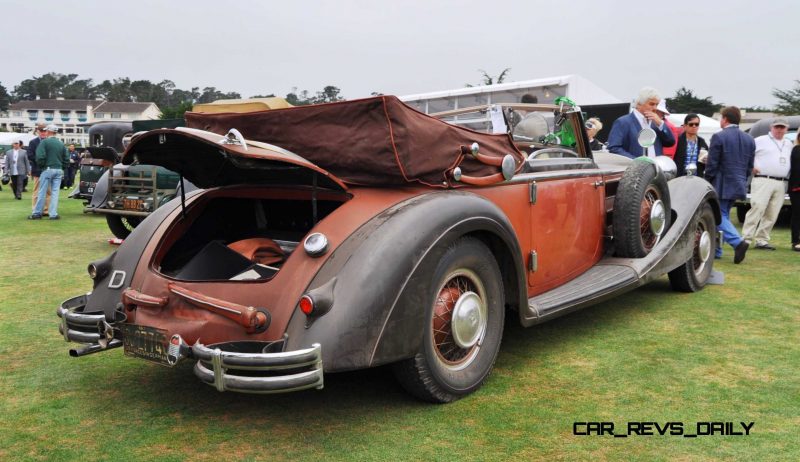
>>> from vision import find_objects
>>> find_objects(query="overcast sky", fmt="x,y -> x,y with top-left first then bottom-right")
3,0 -> 798,108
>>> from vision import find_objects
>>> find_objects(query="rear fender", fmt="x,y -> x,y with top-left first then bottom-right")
284,192 -> 525,372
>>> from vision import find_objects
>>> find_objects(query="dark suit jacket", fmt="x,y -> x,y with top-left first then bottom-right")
705,125 -> 755,201
26,136 -> 43,177
674,133 -> 709,177
607,112 -> 676,159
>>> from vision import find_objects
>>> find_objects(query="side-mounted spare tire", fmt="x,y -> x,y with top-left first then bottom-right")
613,159 -> 671,258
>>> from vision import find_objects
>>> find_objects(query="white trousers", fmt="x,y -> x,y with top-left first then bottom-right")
742,177 -> 786,245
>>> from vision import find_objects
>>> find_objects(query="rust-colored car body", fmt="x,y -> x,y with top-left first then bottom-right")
57,97 -> 720,402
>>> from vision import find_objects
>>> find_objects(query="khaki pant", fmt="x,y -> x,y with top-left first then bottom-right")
31,175 -> 51,214
742,177 -> 785,245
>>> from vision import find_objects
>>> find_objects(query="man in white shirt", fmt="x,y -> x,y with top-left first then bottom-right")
4,140 -> 31,200
742,118 -> 792,250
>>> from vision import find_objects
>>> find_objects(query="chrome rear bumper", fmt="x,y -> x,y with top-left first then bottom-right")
56,294 -> 123,356
192,342 -> 324,394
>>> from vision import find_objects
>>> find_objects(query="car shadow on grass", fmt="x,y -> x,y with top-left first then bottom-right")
75,279 -> 676,417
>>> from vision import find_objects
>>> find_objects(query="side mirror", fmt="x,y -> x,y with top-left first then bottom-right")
637,127 -> 657,148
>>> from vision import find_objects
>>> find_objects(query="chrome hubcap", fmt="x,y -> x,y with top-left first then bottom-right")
451,291 -> 486,349
698,230 -> 711,263
649,199 -> 665,237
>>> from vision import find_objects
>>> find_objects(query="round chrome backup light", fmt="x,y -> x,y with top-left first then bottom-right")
303,233 -> 329,257
87,263 -> 98,279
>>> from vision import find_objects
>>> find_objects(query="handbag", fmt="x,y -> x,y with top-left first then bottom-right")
1,174 -> 9,185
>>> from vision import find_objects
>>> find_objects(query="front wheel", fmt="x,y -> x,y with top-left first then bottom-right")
105,214 -> 142,239
393,237 -> 505,403
668,203 -> 716,292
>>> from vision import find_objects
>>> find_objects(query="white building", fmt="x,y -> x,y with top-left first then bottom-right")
0,99 -> 161,146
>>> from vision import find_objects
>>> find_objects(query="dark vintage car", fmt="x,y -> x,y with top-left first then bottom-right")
81,120 -> 192,238
69,122 -> 131,201
56,96 -> 720,402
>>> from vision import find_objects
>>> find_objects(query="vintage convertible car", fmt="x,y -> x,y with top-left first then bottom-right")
56,96 -> 720,402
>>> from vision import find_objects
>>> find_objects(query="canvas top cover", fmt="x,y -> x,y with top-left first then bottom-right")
184,95 -> 525,188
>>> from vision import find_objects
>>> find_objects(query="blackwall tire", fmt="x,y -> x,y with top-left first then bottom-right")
393,237 -> 505,403
105,214 -> 142,239
668,203 -> 716,292
613,160 -> 671,258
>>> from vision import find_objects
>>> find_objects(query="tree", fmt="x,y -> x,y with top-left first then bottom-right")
772,80 -> 800,115
312,85 -> 344,104
466,68 -> 511,87
285,87 -> 313,106
665,87 -> 721,117
159,100 -> 193,120
0,82 -> 10,111
62,78 -> 95,99
196,87 -> 242,104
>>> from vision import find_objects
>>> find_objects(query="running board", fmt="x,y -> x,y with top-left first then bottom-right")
527,264 -> 639,323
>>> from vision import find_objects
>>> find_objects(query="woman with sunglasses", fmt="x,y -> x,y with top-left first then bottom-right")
673,114 -> 709,176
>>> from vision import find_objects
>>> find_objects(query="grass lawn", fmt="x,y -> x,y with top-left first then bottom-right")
0,188 -> 798,461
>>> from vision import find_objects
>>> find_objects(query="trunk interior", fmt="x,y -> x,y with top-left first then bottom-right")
157,189 -> 348,281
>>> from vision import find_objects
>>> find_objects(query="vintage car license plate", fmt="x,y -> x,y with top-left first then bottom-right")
121,324 -> 171,366
123,198 -> 143,210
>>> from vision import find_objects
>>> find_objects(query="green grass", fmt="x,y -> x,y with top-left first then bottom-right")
0,188 -> 798,461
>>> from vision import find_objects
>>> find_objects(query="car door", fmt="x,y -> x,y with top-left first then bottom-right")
526,173 -> 606,294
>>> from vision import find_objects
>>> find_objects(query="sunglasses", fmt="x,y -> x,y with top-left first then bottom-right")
686,123 -> 700,127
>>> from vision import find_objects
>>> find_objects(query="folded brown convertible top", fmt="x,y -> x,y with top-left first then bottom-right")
184,95 -> 525,188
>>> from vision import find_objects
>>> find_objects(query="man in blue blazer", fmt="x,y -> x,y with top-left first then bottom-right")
705,106 -> 755,263
607,87 -> 676,158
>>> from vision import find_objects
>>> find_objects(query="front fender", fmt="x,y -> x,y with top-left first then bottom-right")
643,175 -> 719,280
284,191 -> 524,372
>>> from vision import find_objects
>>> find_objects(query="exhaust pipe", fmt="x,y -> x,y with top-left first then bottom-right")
69,339 -> 123,357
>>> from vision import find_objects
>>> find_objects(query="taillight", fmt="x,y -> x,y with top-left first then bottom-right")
299,295 -> 315,315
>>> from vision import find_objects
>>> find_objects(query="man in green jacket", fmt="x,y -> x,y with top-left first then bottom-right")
30,124 -> 68,220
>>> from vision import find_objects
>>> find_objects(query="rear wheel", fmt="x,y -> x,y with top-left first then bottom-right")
105,214 -> 142,239
393,237 -> 504,403
613,160 -> 671,258
668,203 -> 715,292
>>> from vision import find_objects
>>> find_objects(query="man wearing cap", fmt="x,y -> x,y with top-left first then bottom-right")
4,140 -> 31,200
607,87 -> 676,159
741,118 -> 793,250
705,106 -> 755,263
30,124 -> 68,220
655,100 -> 681,158
26,123 -> 51,214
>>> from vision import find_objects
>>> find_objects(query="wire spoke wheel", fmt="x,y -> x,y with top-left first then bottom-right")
431,270 -> 487,371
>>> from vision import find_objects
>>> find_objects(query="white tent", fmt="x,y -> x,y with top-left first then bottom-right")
667,113 -> 721,146
0,132 -> 36,147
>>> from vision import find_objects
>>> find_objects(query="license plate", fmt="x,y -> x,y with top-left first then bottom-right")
123,198 -> 143,210
122,324 -> 171,366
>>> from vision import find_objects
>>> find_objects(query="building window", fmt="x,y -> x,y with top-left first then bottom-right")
111,113 -> 122,119
43,110 -> 54,121
76,111 -> 87,122
60,111 -> 71,122
95,113 -> 105,119
13,111 -> 22,117
27,110 -> 38,121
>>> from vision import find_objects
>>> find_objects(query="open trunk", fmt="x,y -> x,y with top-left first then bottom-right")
156,189 -> 348,282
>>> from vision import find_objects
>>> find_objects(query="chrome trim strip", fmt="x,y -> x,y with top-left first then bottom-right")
505,168 -> 619,185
